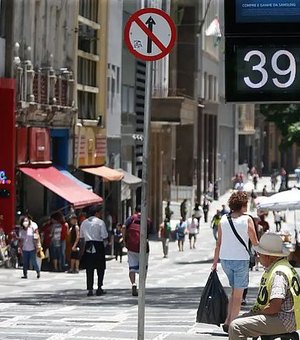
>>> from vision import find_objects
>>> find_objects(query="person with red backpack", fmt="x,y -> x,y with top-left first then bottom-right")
122,206 -> 151,297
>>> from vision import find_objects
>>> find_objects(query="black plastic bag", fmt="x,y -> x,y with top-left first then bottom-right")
196,270 -> 228,326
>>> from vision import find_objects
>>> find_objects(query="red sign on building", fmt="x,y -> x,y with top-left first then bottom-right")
0,78 -> 16,234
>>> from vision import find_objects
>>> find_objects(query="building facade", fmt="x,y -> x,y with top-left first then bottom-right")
1,0 -> 104,224
149,0 -> 238,227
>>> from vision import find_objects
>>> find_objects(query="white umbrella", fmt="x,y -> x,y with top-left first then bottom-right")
256,188 -> 300,211
256,188 -> 300,237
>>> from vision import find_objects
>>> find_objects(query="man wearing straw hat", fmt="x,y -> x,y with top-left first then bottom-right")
229,233 -> 300,339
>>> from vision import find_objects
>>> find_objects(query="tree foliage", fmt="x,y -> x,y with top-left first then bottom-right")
260,104 -> 300,149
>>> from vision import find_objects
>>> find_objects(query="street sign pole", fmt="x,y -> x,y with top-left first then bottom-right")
124,7 -> 176,339
138,59 -> 152,340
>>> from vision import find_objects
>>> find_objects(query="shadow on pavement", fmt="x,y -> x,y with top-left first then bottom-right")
0,286 -> 259,310
196,331 -> 227,337
175,259 -> 213,265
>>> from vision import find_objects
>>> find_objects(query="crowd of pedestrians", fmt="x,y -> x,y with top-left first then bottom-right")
4,168 -> 300,339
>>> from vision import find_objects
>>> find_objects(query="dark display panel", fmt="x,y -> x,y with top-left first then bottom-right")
225,37 -> 300,102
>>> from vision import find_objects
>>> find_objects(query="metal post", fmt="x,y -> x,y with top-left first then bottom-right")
137,60 -> 152,340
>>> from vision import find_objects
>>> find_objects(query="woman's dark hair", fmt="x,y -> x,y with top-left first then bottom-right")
19,215 -> 31,229
51,211 -> 65,223
68,214 -> 77,224
228,191 -> 248,212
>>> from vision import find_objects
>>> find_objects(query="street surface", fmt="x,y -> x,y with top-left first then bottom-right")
0,176 -> 300,340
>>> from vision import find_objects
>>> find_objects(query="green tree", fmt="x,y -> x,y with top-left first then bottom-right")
260,104 -> 300,149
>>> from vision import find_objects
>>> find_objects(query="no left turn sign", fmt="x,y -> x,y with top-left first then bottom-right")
124,8 -> 176,61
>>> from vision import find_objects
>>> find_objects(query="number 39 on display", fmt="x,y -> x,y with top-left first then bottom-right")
243,50 -> 296,89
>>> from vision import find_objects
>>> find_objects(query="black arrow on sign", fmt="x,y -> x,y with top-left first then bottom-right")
145,16 -> 156,53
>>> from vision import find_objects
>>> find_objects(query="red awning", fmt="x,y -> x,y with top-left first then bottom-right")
19,166 -> 102,209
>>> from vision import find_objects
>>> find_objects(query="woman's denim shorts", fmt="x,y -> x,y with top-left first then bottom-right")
220,259 -> 249,289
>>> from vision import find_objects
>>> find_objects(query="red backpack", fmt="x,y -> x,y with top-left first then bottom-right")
125,214 -> 141,253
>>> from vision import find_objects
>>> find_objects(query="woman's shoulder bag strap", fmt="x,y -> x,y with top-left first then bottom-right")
226,214 -> 250,256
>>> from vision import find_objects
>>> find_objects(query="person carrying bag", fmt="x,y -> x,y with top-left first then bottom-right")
211,191 -> 258,333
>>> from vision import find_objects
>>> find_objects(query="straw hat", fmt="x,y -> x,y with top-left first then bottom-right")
253,233 -> 290,257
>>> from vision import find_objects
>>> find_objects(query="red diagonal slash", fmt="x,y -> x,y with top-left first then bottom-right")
134,16 -> 168,53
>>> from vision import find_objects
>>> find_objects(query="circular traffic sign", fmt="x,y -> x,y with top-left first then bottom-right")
124,8 -> 176,61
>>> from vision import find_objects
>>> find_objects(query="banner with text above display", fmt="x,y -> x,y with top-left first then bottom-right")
225,0 -> 300,35
236,0 -> 300,23
225,36 -> 300,102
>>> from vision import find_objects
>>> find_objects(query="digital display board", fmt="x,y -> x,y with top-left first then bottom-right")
225,37 -> 300,102
236,0 -> 300,23
225,0 -> 300,35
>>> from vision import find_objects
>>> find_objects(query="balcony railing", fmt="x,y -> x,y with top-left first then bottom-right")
13,43 -> 75,109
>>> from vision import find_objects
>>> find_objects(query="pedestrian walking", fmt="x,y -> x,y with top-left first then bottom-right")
39,217 -> 52,270
280,167 -> 287,190
49,212 -> 63,272
210,210 -> 221,241
68,214 -> 80,274
164,201 -> 173,221
262,185 -> 267,196
213,180 -> 219,200
220,204 -> 229,216
193,202 -> 203,224
122,206 -> 151,297
158,218 -> 171,258
80,205 -> 108,297
250,189 -> 257,211
59,214 -> 69,271
232,173 -> 240,189
114,223 -> 124,263
229,233 -> 300,339
273,211 -> 282,232
19,215 -> 40,279
271,171 -> 278,191
253,174 -> 258,190
50,211 -> 68,271
258,213 -> 270,234
212,191 -> 259,333
105,210 -> 113,253
250,166 -> 257,177
175,218 -> 187,252
202,197 -> 210,223
180,199 -> 188,221
186,215 -> 198,249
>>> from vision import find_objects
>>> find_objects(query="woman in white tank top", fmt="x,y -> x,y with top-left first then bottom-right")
212,191 -> 258,333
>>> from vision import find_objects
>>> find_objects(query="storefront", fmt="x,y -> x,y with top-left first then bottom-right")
19,166 -> 102,219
